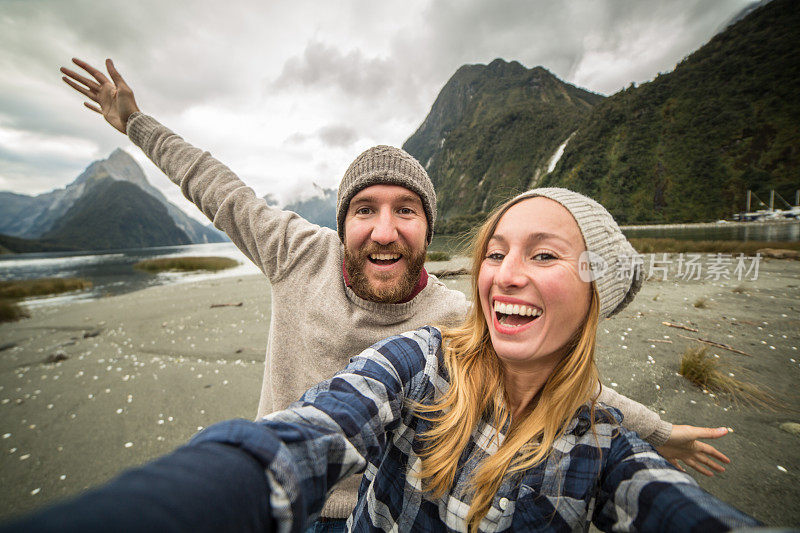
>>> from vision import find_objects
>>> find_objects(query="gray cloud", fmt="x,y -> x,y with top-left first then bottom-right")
317,125 -> 358,148
405,0 -> 754,94
273,41 -> 394,98
283,124 -> 358,148
0,146 -> 89,194
283,132 -> 310,145
0,0 -> 754,201
1,0 -> 279,120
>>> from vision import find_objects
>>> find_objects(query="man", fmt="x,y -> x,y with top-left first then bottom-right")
60,58 -> 731,529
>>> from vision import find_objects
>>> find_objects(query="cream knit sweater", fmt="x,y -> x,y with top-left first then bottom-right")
126,112 -> 671,519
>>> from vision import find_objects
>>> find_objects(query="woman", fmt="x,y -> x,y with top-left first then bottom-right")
2,189 -> 757,532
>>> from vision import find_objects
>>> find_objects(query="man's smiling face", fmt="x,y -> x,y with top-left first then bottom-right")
343,184 -> 428,303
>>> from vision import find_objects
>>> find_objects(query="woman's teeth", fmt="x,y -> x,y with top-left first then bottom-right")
493,301 -> 542,317
493,301 -> 542,327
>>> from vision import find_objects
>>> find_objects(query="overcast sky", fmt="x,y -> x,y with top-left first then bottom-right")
1,0 -> 754,222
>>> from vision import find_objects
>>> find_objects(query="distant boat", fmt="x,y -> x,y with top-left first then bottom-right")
733,190 -> 800,221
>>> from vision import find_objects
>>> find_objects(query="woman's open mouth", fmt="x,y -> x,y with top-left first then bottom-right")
493,301 -> 542,328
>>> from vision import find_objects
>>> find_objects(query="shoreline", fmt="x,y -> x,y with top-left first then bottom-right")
621,219 -> 800,230
1,259 -> 799,526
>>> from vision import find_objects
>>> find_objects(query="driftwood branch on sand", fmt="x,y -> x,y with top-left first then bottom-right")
664,320 -> 752,356
430,268 -> 470,279
662,321 -> 698,332
676,333 -> 753,357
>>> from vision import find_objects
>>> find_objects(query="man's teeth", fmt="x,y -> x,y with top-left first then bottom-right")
371,253 -> 400,261
493,301 -> 542,317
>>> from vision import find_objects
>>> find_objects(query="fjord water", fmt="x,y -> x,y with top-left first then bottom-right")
622,220 -> 800,241
2,220 -> 798,306
0,242 -> 259,306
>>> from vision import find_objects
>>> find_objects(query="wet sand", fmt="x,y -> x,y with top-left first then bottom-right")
1,258 -> 798,526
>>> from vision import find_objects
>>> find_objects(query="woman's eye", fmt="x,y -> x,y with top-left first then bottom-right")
486,252 -> 505,261
533,252 -> 557,261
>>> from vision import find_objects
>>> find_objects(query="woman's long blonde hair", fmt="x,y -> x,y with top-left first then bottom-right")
415,196 -> 601,532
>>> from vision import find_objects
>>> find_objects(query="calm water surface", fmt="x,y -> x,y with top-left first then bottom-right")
622,221 -> 800,241
433,221 -> 800,248
0,242 -> 259,306
2,220 -> 797,307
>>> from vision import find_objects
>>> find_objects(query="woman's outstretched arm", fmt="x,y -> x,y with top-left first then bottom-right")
0,441 -> 274,533
593,426 -> 759,532
1,328 -> 438,533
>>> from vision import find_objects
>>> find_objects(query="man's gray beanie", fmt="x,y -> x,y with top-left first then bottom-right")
514,187 -> 643,319
337,145 -> 437,244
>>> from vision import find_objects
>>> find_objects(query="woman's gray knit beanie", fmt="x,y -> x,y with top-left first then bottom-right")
337,145 -> 437,243
513,188 -> 643,318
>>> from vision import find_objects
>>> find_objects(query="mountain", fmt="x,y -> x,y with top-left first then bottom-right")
541,0 -> 798,223
41,178 -> 191,250
403,59 -> 604,225
0,149 -> 226,243
715,0 -> 769,33
283,185 -> 337,229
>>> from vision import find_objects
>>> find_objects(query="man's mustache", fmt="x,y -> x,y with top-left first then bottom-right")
356,243 -> 411,258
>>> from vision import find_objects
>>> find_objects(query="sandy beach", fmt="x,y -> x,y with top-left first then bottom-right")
1,257 -> 798,527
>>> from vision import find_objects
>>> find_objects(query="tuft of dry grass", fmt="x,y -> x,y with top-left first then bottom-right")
629,238 -> 800,255
679,346 -> 776,409
134,256 -> 239,273
0,299 -> 29,323
0,277 -> 92,323
0,278 -> 92,299
731,285 -> 747,294
426,251 -> 452,262
693,297 -> 709,309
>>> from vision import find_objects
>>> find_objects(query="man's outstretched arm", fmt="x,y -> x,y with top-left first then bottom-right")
60,58 -> 335,282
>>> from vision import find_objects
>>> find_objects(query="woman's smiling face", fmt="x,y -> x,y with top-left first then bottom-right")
478,197 -> 592,371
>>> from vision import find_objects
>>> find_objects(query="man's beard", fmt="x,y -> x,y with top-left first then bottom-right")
345,242 -> 426,303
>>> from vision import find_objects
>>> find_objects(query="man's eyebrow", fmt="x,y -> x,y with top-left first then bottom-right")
394,193 -> 422,204
350,193 -> 421,205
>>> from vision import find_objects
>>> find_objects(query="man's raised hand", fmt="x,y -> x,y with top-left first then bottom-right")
61,58 -> 140,134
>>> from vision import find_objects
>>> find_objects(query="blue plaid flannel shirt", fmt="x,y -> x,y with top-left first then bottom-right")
194,326 -> 758,532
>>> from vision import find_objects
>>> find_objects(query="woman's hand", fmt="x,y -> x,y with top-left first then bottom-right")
656,425 -> 731,476
60,58 -> 140,134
